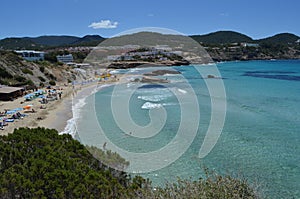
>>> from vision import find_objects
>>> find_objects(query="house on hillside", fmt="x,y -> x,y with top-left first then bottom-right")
15,50 -> 45,61
241,43 -> 259,47
56,54 -> 74,64
0,86 -> 24,101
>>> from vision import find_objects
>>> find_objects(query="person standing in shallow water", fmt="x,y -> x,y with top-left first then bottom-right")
103,142 -> 107,150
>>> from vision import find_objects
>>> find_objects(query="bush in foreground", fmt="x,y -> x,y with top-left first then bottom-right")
0,128 -> 259,198
136,171 -> 259,199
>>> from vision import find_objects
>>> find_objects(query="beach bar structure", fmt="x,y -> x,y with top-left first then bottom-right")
0,86 -> 24,101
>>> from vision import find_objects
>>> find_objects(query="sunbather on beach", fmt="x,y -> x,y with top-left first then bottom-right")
16,112 -> 25,118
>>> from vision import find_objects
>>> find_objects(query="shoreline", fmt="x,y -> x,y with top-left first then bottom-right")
0,79 -> 116,136
40,80 -> 116,135
2,58 -> 298,136
0,71 -> 155,137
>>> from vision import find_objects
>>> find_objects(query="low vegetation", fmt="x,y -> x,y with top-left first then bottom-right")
0,50 -> 76,87
49,80 -> 56,86
21,68 -> 33,75
0,127 -> 260,199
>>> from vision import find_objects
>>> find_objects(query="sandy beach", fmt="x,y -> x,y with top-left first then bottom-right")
0,73 -> 141,136
0,80 -> 106,136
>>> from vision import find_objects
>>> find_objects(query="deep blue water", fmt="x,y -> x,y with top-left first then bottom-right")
75,60 -> 300,198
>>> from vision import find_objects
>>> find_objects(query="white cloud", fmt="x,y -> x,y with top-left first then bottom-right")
88,20 -> 118,29
147,13 -> 154,17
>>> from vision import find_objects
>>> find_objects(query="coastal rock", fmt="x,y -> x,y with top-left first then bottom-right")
108,60 -> 190,69
144,69 -> 181,76
139,76 -> 169,83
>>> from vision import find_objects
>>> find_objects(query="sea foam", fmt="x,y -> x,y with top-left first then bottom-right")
141,102 -> 163,109
60,84 -> 112,137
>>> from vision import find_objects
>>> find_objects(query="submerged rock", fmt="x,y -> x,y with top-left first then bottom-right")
144,69 -> 181,76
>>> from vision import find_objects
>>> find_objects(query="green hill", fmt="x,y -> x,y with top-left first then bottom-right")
190,31 -> 253,44
1,31 -> 299,50
29,35 -> 80,46
100,31 -> 190,47
0,38 -> 44,50
0,35 -> 105,50
257,33 -> 300,44
71,35 -> 105,46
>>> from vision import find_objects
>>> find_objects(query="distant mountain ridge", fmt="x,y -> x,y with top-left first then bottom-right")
256,33 -> 300,44
0,31 -> 299,50
29,35 -> 79,46
191,31 -> 253,44
0,35 -> 106,50
191,31 -> 300,45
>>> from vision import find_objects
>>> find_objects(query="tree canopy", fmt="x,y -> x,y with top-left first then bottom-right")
0,127 -> 142,198
0,127 -> 259,198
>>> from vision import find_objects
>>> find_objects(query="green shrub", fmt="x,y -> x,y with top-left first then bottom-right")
139,169 -> 260,199
25,79 -> 34,86
38,76 -> 46,82
0,79 -> 10,85
14,75 -> 27,82
0,128 -> 134,199
49,80 -> 56,86
0,128 -> 260,199
45,73 -> 57,80
0,68 -> 13,78
21,68 -> 33,75
39,66 -> 45,73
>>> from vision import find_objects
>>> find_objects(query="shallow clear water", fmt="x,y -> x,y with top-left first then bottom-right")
73,60 -> 300,198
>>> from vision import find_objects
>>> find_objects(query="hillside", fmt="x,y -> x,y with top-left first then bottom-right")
0,31 -> 299,61
206,45 -> 300,61
71,35 -> 105,46
190,31 -> 300,61
191,31 -> 253,44
1,31 -> 299,49
29,35 -> 80,46
0,50 -> 78,87
0,35 -> 105,50
257,33 -> 300,44
0,38 -> 44,50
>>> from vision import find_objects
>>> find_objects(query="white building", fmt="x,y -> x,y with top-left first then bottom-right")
15,50 -> 45,61
56,54 -> 74,63
241,43 -> 259,47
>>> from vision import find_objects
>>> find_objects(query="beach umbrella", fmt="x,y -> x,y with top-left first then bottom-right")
23,105 -> 33,110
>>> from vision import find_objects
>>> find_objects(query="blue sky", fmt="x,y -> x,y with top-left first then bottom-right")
1,0 -> 299,39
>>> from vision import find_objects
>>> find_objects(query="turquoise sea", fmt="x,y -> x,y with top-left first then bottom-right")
64,60 -> 300,198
